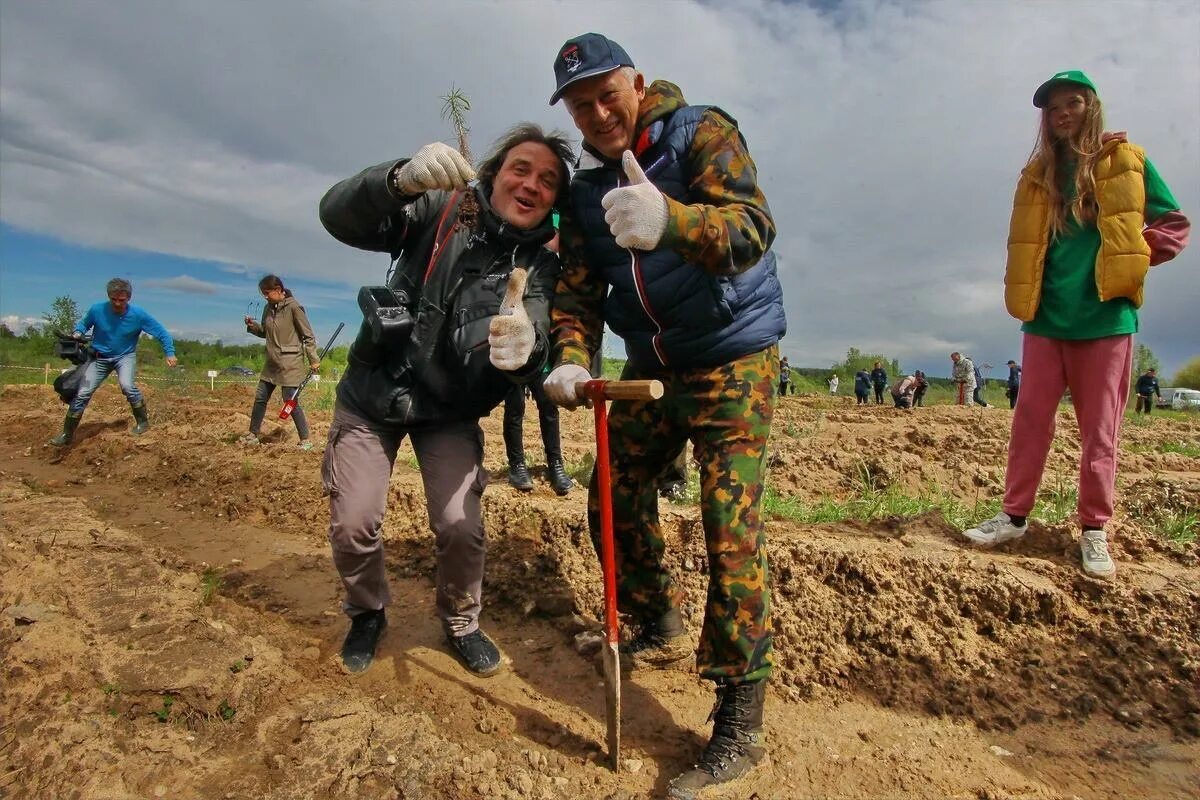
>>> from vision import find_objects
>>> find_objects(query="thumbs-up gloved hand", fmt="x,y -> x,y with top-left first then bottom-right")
393,142 -> 476,195
544,364 -> 591,408
488,268 -> 536,371
601,150 -> 668,250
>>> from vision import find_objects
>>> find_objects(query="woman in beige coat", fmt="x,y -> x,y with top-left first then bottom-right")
242,275 -> 320,450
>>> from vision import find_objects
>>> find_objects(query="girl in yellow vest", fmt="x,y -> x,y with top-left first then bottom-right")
962,71 -> 1190,580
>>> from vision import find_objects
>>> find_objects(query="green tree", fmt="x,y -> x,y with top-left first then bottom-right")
831,347 -> 901,381
42,296 -> 80,337
1171,356 -> 1200,389
1134,343 -> 1160,375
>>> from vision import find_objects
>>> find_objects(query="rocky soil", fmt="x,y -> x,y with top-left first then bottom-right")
1,383 -> 1197,799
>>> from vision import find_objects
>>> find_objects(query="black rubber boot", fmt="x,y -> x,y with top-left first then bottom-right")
49,413 -> 82,446
508,460 -> 533,491
620,607 -> 692,670
131,401 -> 150,435
547,458 -> 574,496
341,609 -> 387,673
667,680 -> 768,799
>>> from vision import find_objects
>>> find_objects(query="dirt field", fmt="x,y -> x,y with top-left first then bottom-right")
1,383 -> 1197,800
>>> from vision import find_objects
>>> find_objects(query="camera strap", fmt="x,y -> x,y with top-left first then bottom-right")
422,191 -> 462,285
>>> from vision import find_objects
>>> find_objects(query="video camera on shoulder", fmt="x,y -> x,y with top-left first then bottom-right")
358,286 -> 414,346
53,330 -> 92,365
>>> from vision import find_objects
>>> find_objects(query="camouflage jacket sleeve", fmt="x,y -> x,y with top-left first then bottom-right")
550,212 -> 605,369
659,110 -> 776,276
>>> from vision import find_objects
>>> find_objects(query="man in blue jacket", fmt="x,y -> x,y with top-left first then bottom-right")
50,278 -> 176,445
542,33 -> 786,797
1134,368 -> 1160,414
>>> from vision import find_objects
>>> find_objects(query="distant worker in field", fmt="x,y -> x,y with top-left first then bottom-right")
950,352 -> 976,406
49,278 -> 176,446
318,124 -> 573,677
962,70 -> 1190,581
828,373 -> 839,395
542,32 -> 786,796
503,377 -> 573,494
1134,367 -> 1160,414
891,374 -> 918,408
972,360 -> 991,407
912,370 -> 929,407
779,356 -> 793,396
1006,360 -> 1022,409
853,368 -> 872,405
870,360 -> 888,404
241,275 -> 321,452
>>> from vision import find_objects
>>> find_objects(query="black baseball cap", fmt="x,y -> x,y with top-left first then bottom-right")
549,33 -> 634,105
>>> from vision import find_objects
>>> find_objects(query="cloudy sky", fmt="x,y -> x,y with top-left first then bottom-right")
1,0 -> 1197,379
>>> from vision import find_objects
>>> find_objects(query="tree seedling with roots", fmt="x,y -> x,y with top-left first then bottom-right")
441,84 -> 478,230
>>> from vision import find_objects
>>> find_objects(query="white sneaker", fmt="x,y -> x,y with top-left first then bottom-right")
1081,531 -> 1116,580
963,512 -> 1028,545
238,433 -> 261,445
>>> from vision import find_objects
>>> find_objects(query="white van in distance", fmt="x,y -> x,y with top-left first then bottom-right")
1155,387 -> 1200,410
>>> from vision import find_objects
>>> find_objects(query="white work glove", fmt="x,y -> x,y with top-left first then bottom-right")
601,150 -> 669,250
488,268 -> 536,371
544,364 -> 591,408
393,142 -> 476,195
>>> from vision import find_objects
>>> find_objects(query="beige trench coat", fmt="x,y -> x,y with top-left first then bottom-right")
246,295 -> 319,386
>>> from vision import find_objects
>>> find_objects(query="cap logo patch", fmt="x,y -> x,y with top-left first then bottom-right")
562,45 -> 581,73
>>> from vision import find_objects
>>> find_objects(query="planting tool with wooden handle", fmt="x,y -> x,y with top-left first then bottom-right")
581,377 -> 665,771
279,322 -> 345,420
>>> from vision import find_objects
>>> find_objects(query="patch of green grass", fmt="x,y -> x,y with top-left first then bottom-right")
199,567 -> 223,606
239,459 -> 254,480
218,700 -> 236,721
101,683 -> 120,696
229,660 -> 247,674
564,451 -> 595,486
1160,440 -> 1200,458
1038,475 -> 1078,524
152,695 -> 174,723
1158,509 -> 1198,546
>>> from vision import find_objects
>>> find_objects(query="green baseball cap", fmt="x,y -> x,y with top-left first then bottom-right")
1033,70 -> 1098,108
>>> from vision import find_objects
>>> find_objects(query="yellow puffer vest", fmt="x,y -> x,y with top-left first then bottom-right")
1005,141 -> 1151,321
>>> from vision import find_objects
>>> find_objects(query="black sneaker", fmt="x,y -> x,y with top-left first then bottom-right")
341,609 -> 386,673
447,629 -> 502,677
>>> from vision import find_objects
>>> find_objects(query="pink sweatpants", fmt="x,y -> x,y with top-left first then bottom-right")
1002,333 -> 1133,529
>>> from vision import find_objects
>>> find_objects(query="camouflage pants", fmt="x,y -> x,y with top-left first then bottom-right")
587,346 -> 778,683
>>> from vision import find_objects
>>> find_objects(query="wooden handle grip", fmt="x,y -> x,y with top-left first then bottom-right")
583,379 -> 664,401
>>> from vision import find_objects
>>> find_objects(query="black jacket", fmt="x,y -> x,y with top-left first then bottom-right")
1135,374 -> 1160,397
870,367 -> 888,387
320,161 -> 558,426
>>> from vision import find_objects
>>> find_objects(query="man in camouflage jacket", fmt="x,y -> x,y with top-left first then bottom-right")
542,33 -> 786,798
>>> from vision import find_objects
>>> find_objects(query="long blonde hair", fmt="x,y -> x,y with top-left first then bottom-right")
1025,87 -> 1105,237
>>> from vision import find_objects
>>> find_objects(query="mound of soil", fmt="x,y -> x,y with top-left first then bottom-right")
1,384 -> 1197,799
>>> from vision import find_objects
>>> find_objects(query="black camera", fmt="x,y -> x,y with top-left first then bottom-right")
358,286 -> 415,346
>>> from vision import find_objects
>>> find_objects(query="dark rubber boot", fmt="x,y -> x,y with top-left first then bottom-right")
667,680 -> 768,799
131,402 -> 150,435
49,413 -> 82,446
547,458 -> 574,496
508,460 -> 533,491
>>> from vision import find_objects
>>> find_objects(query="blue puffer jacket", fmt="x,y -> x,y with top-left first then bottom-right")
569,106 -> 786,370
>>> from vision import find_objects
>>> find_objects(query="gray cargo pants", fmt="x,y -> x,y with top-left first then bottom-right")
322,404 -> 489,635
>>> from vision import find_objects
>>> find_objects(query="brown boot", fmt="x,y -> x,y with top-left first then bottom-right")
667,680 -> 768,799
619,607 -> 692,671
